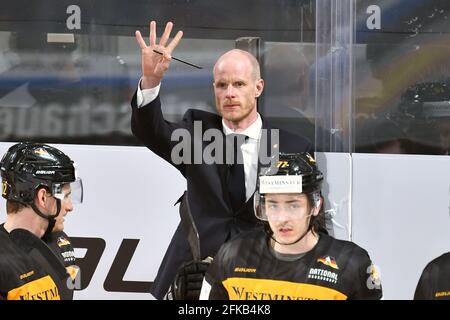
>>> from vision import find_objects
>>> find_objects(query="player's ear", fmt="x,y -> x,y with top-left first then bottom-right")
35,187 -> 50,209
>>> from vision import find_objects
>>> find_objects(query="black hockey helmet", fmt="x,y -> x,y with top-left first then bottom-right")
1,142 -> 81,205
254,152 -> 323,221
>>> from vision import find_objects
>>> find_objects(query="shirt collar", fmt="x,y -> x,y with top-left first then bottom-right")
222,113 -> 262,140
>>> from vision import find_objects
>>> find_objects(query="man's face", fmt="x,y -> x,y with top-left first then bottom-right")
265,193 -> 312,245
213,55 -> 263,127
49,184 -> 73,232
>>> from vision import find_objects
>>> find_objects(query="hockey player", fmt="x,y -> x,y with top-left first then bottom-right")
0,142 -> 83,300
414,252 -> 450,300
200,152 -> 382,300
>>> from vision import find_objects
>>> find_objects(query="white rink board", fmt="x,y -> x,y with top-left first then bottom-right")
352,153 -> 450,300
0,142 -> 185,300
1,143 -> 449,300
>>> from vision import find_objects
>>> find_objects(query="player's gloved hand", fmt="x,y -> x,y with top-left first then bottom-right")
171,257 -> 212,300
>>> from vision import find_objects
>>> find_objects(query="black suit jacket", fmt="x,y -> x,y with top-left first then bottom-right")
131,93 -> 312,299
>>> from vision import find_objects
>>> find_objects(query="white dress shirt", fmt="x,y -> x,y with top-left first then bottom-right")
136,80 -> 261,201
136,79 -> 160,106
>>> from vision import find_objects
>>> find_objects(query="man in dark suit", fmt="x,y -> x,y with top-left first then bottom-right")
131,21 -> 312,299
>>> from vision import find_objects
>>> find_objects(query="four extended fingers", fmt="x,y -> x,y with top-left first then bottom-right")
136,21 -> 183,55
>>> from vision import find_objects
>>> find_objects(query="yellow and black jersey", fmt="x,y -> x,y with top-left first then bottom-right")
43,231 -> 79,299
0,224 -> 72,300
203,227 -> 382,300
414,252 -> 450,300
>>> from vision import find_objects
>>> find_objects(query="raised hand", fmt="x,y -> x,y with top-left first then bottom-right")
135,21 -> 183,89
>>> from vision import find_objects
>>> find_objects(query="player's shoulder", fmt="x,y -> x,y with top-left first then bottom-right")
432,252 -> 450,263
0,230 -> 13,253
319,233 -> 371,261
44,231 -> 72,244
423,252 -> 450,271
230,226 -> 266,243
0,231 -> 25,273
218,227 -> 266,256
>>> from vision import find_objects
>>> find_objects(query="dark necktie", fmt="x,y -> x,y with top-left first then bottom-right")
226,134 -> 247,213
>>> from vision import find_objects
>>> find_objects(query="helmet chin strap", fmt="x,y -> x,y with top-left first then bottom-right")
31,198 -> 62,238
270,213 -> 314,246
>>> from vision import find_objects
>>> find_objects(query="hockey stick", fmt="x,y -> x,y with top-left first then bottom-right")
178,191 -> 201,261
171,192 -> 213,300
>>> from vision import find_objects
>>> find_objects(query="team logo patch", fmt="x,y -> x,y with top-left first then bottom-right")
307,268 -> 338,284
317,256 -> 339,270
33,147 -> 56,161
34,148 -> 49,156
57,237 -> 71,247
